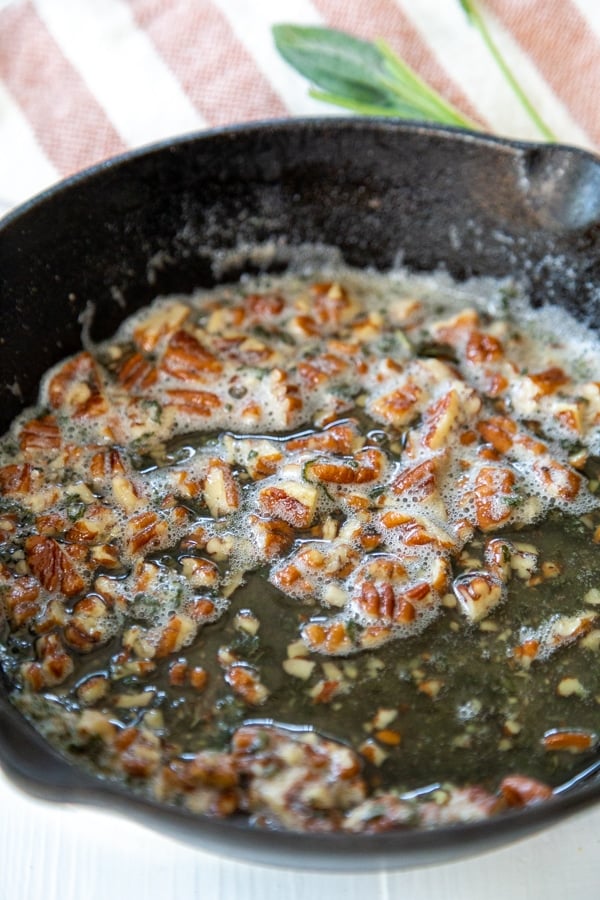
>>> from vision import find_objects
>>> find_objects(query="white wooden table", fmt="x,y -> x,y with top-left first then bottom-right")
1,766 -> 599,900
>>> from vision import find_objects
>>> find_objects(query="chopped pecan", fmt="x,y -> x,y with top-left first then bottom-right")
472,466 -> 517,531
258,481 -> 318,529
249,515 -> 294,560
527,366 -> 569,398
165,388 -> 220,416
19,414 -> 61,453
285,422 -> 360,455
35,513 -> 68,536
307,448 -> 385,486
310,281 -> 357,327
391,457 -> 440,500
297,353 -> 348,388
184,597 -> 218,622
532,459 -> 581,502
22,632 -> 74,689
180,556 -> 220,588
379,511 -> 455,549
302,620 -> 353,654
153,613 -> 198,658
422,389 -> 461,450
225,662 -> 270,705
47,352 -> 107,418
245,292 -> 285,318
541,729 -> 597,753
453,571 -> 504,622
125,511 -> 168,555
477,416 -> 517,453
0,463 -> 35,495
115,727 -> 163,778
133,300 -> 189,351
269,369 -> 303,423
203,459 -> 240,518
371,382 -> 422,427
499,775 -> 553,807
465,330 -> 503,364
355,580 -> 431,624
161,329 -> 222,381
0,513 -> 17,543
64,594 -> 112,652
3,575 -> 41,626
157,750 -> 238,816
431,308 -> 480,346
89,447 -> 126,480
289,314 -> 319,337
117,351 -> 157,391
25,536 -> 85,597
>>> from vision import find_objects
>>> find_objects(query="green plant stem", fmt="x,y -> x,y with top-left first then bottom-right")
376,40 -> 480,130
462,1 -> 557,141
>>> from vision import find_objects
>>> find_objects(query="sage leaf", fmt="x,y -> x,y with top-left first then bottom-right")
273,24 -> 477,129
272,24 -> 399,108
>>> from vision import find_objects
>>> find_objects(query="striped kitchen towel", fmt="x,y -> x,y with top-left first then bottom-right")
1,0 -> 599,216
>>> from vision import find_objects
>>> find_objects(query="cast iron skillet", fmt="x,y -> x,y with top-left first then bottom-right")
2,118 -> 600,871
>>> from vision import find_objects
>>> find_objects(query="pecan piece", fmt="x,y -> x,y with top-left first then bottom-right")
0,463 -> 35,495
305,448 -> 385,485
303,620 -> 354,655
153,613 -> 198,658
115,727 -> 162,778
258,481 -> 318,529
64,594 -> 112,652
19,415 -> 61,453
117,351 -> 157,391
25,536 -> 85,597
89,447 -> 126,480
355,580 -> 430,624
285,423 -> 360,455
133,300 -> 190,351
472,466 -> 517,531
499,775 -> 553,807
4,575 -> 41,626
391,457 -> 440,500
297,353 -> 348,388
166,388 -> 220,416
203,459 -> 240,518
225,662 -> 270,705
465,330 -> 503,364
532,459 -> 581,502
453,571 -> 504,622
477,416 -> 517,454
245,292 -> 285,318
47,352 -> 107,418
125,511 -> 168,555
161,329 -> 222,381
422,389 -> 464,450
542,729 -> 597,753
527,366 -> 569,397
249,515 -> 294,560
371,382 -> 422,427
21,632 -> 74,690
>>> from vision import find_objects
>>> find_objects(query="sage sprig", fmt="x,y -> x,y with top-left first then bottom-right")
272,24 -> 478,130
273,8 -> 556,141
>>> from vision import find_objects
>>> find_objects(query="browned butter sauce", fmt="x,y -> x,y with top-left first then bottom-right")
1,267 -> 600,832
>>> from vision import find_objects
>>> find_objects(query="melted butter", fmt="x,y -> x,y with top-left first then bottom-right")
2,266 -> 600,824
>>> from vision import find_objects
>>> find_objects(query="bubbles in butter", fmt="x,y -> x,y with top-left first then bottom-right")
3,264 -> 600,657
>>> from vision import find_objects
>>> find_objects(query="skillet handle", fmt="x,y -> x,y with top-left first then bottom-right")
520,142 -> 600,231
